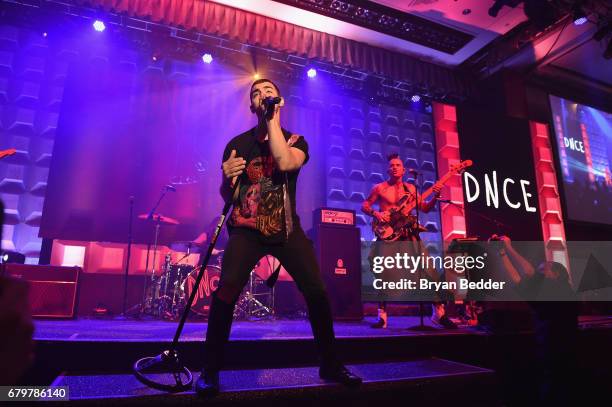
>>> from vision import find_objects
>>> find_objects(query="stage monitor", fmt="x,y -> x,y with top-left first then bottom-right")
549,96 -> 612,226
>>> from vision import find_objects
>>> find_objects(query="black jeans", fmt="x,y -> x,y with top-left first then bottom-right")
204,227 -> 338,371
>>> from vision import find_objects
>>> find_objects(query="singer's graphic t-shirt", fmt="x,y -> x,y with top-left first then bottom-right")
222,127 -> 309,244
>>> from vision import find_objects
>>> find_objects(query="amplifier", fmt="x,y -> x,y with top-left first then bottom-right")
312,221 -> 363,320
3,264 -> 80,318
313,207 -> 355,227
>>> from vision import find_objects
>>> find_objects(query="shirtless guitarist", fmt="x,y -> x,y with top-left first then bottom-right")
362,153 -> 471,329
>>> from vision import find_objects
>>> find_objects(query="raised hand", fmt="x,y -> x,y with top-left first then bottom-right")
222,149 -> 246,180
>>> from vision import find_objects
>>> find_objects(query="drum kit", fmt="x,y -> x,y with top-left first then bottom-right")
137,213 -> 275,321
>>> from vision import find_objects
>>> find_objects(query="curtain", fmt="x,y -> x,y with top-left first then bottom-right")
78,0 -> 468,95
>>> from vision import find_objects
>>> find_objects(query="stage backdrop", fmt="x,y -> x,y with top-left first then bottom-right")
457,106 -> 543,243
38,32 -> 441,248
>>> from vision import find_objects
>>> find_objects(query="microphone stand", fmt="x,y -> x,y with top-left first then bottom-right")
408,171 -> 436,331
133,130 -> 261,392
133,183 -> 239,392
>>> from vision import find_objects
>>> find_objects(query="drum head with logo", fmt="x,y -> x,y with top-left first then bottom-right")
183,265 -> 221,317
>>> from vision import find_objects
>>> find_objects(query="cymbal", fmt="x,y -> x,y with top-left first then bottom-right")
138,213 -> 180,225
170,241 -> 202,253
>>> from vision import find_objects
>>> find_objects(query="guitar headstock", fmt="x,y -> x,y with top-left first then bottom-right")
449,160 -> 473,174
0,148 -> 17,160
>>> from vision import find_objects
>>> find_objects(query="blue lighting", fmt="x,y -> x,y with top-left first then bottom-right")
573,16 -> 588,26
202,53 -> 213,64
307,68 -> 317,78
411,95 -> 421,102
93,20 -> 106,32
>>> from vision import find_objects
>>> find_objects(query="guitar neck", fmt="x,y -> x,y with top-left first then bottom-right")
419,170 -> 455,202
0,148 -> 16,160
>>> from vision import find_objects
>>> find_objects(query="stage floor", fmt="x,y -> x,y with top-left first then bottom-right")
33,316 -> 476,342
33,315 -> 612,342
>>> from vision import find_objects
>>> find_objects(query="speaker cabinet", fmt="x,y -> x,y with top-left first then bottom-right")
3,264 -> 80,318
312,223 -> 363,320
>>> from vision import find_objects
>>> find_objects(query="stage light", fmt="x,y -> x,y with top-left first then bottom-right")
253,73 -> 260,80
488,0 -> 508,18
202,53 -> 213,64
572,4 -> 587,26
0,251 -> 26,264
93,20 -> 106,32
411,95 -> 421,102
307,68 -> 317,78
42,32 -> 48,37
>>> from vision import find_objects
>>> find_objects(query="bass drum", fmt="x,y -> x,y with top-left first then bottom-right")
182,265 -> 221,317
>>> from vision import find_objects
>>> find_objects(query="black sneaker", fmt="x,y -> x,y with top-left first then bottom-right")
319,364 -> 362,387
438,314 -> 458,329
370,318 -> 387,329
195,369 -> 220,397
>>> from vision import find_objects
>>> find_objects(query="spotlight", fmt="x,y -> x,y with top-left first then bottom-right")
253,73 -> 260,80
572,4 -> 587,26
93,20 -> 106,32
1,251 -> 26,264
42,32 -> 48,37
488,0 -> 509,18
411,95 -> 421,102
202,53 -> 213,64
307,68 -> 317,78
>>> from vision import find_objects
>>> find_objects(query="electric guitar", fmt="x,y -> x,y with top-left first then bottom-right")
0,148 -> 16,160
372,160 -> 473,241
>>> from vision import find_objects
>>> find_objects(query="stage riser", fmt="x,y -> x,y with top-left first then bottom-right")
48,373 -> 500,407
32,335 -> 489,373
21,327 -> 611,399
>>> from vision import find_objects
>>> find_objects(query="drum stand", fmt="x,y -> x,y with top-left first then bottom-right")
142,215 -> 163,316
234,271 -> 274,320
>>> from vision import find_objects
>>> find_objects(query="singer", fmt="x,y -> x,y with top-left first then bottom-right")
196,79 -> 361,397
361,153 -> 455,329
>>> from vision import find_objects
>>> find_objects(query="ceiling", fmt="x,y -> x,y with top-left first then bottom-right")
545,32 -> 612,87
211,0 -> 528,66
210,0 -> 611,89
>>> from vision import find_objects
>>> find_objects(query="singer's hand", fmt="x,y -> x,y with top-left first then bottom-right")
222,149 -> 246,180
265,102 -> 281,125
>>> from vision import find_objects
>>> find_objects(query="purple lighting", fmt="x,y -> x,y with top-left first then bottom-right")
411,95 -> 421,102
307,68 -> 317,78
573,16 -> 587,26
93,20 -> 106,32
202,53 -> 213,64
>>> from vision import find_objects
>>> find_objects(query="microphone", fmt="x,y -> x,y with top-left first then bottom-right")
263,96 -> 283,106
164,185 -> 176,192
